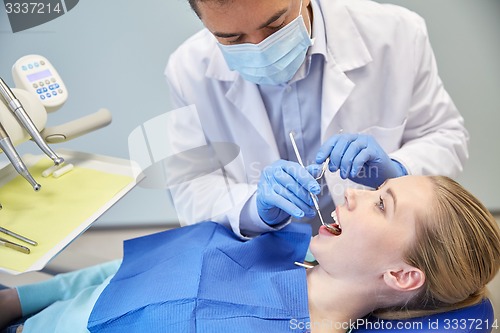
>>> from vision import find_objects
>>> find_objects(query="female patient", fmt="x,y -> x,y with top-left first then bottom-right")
1,175 -> 499,333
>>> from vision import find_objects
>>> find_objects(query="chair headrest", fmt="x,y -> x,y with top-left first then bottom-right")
352,298 -> 495,333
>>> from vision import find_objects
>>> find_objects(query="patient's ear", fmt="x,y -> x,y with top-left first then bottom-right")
384,266 -> 425,291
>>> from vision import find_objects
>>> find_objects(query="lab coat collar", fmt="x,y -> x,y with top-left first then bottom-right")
317,0 -> 373,141
309,0 -> 327,58
318,0 -> 373,72
205,40 -> 239,82
204,39 -> 279,155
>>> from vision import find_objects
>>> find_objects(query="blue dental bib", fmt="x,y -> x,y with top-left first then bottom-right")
88,222 -> 311,332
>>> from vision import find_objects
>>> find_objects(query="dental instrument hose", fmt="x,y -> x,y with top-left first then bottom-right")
0,121 -> 41,191
0,77 -> 64,166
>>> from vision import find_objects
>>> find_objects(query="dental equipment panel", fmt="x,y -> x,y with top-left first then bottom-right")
12,55 -> 68,113
0,54 -> 112,192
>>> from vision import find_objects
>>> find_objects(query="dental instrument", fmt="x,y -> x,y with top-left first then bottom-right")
0,226 -> 37,246
289,132 -> 340,235
0,237 -> 30,254
294,261 -> 314,269
314,156 -> 330,180
0,120 -> 41,191
0,77 -> 64,166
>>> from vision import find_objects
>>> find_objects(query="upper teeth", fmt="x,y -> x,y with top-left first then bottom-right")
330,211 -> 339,226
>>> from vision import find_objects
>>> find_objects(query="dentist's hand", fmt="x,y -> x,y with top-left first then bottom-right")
316,133 -> 407,188
256,160 -> 320,225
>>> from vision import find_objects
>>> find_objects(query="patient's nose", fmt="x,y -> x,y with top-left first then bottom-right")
344,188 -> 357,211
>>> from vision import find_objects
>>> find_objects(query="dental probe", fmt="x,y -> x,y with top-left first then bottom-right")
288,132 -> 329,228
0,121 -> 41,191
0,77 -> 64,166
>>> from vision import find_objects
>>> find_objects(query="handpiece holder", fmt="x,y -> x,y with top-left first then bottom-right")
0,77 -> 64,166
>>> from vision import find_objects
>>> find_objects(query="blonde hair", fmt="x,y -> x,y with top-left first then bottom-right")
378,176 -> 500,319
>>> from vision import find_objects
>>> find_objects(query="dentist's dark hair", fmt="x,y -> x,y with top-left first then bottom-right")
188,0 -> 232,18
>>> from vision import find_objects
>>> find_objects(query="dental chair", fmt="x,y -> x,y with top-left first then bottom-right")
353,298 -> 495,333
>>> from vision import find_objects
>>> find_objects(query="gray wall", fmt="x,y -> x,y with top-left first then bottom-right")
378,0 -> 500,212
0,0 -> 499,227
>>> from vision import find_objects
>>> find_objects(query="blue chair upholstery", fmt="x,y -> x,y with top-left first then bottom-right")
353,298 -> 495,333
0,286 -> 496,332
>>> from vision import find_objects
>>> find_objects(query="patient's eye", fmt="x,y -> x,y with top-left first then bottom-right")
376,196 -> 385,212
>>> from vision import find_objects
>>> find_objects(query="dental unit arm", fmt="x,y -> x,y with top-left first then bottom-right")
0,55 -> 112,191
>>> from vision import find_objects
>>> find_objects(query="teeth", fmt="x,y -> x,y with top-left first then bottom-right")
330,211 -> 341,231
330,211 -> 339,225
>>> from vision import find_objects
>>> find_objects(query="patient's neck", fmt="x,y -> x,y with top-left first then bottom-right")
306,266 -> 381,333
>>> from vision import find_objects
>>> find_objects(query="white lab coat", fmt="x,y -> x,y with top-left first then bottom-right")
164,0 -> 468,237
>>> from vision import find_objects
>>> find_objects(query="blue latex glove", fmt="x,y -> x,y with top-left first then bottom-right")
316,133 -> 407,188
256,160 -> 321,225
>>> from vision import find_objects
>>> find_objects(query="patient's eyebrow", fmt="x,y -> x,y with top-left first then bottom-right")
378,180 -> 396,213
387,187 -> 397,213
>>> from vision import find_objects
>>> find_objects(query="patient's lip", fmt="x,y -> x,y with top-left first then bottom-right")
319,225 -> 337,236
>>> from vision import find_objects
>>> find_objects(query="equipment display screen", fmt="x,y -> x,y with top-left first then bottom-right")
27,69 -> 52,82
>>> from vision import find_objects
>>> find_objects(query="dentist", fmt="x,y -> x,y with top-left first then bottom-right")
164,0 -> 468,237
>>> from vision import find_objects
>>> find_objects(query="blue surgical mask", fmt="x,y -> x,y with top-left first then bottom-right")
217,1 -> 313,85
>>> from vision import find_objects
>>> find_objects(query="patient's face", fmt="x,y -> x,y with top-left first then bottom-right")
310,176 -> 434,279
